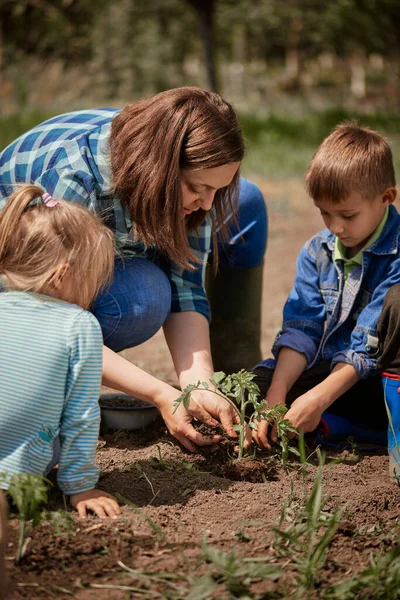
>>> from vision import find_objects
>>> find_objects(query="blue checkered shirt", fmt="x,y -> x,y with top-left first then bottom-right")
0,109 -> 211,320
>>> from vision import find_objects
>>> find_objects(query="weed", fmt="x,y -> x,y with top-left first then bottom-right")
44,509 -> 75,537
324,545 -> 400,600
151,446 -> 171,471
114,493 -> 169,546
191,532 -> 282,598
2,473 -> 50,562
272,451 -> 342,596
233,527 -> 252,543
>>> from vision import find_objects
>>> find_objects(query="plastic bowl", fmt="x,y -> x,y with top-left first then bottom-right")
99,394 -> 160,430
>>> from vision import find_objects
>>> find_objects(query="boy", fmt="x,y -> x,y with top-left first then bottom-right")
253,123 -> 400,450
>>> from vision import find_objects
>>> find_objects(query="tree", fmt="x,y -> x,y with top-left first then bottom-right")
185,0 -> 218,92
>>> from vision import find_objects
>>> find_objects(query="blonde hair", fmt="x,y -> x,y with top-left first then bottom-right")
306,122 -> 396,202
0,185 -> 115,309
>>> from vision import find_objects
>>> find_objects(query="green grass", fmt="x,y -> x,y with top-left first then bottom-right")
1,107 -> 400,181
240,108 -> 400,179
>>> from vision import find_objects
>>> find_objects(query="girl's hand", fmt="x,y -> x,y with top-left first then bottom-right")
70,489 -> 121,519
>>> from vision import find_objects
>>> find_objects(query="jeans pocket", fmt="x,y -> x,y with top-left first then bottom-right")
27,425 -> 59,473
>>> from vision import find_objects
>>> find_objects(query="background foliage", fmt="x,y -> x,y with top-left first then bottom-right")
1,0 -> 399,179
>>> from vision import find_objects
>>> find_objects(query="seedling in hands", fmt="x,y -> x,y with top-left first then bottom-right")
174,369 -> 299,461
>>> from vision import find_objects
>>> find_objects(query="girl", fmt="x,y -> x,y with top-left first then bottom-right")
0,185 -> 120,519
0,87 -> 268,452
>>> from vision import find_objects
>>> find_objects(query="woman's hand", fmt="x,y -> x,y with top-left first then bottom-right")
157,390 -> 221,452
158,387 -> 252,453
186,389 -> 241,438
70,489 -> 121,518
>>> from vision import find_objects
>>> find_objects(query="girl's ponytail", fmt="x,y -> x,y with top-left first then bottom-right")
0,183 -> 114,308
0,185 -> 45,263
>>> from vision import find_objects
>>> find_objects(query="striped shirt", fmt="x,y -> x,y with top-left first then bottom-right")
0,292 -> 103,495
0,110 -> 211,321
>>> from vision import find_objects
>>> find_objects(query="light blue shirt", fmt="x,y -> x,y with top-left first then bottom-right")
0,292 -> 103,495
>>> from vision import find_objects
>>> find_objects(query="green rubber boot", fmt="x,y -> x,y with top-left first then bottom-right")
207,263 -> 264,374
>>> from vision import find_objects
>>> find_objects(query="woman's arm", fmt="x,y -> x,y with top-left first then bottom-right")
102,345 -> 224,452
163,311 -> 239,438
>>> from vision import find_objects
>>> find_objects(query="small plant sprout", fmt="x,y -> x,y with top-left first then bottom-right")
174,369 -> 299,460
4,473 -> 50,562
272,451 -> 342,596
324,544 -> 400,600
191,532 -> 282,598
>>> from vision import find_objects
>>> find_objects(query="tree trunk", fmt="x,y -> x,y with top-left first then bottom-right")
186,0 -> 218,92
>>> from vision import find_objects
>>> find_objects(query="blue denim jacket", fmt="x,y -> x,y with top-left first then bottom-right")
260,204 -> 400,379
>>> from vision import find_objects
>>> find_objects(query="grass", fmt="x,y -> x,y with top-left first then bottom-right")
272,451 -> 342,597
241,108 -> 400,179
1,107 -> 400,181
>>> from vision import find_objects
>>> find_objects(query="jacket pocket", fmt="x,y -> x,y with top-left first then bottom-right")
27,425 -> 59,472
320,288 -> 339,319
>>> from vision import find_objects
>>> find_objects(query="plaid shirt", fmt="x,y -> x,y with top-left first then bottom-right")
0,109 -> 211,320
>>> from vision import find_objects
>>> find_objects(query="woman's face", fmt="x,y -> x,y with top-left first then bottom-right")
180,162 -> 240,216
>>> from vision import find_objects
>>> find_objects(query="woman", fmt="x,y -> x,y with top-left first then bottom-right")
0,87 -> 267,451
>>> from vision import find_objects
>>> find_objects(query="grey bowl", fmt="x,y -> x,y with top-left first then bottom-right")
100,394 -> 160,430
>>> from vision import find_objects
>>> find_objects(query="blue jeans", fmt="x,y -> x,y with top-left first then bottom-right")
92,178 -> 267,353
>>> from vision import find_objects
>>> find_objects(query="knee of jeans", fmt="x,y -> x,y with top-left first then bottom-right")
92,261 -> 172,351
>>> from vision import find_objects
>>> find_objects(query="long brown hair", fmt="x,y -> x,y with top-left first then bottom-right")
110,87 -> 245,270
0,185 -> 115,309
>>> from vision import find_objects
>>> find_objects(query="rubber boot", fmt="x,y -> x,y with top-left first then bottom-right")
0,489 -> 8,600
207,263 -> 263,374
382,374 -> 400,483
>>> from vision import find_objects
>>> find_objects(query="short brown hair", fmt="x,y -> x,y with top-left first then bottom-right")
110,87 -> 245,270
0,185 -> 115,309
306,122 -> 396,202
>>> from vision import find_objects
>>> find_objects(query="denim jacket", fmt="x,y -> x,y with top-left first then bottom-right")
260,204 -> 400,379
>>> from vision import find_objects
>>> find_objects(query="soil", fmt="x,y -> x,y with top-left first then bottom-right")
99,396 -> 155,409
4,179 -> 400,599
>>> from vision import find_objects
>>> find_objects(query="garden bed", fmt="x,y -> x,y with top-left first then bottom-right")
5,179 -> 400,599
5,423 -> 400,599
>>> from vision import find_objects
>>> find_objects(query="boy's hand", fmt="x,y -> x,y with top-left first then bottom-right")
252,390 -> 286,450
252,417 -> 272,450
70,489 -> 121,519
285,392 -> 323,434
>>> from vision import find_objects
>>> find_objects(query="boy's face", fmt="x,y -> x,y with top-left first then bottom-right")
314,189 -> 397,258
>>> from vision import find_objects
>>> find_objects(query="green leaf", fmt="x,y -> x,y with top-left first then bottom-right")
186,575 -> 217,600
234,562 -> 282,579
211,371 -> 226,386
